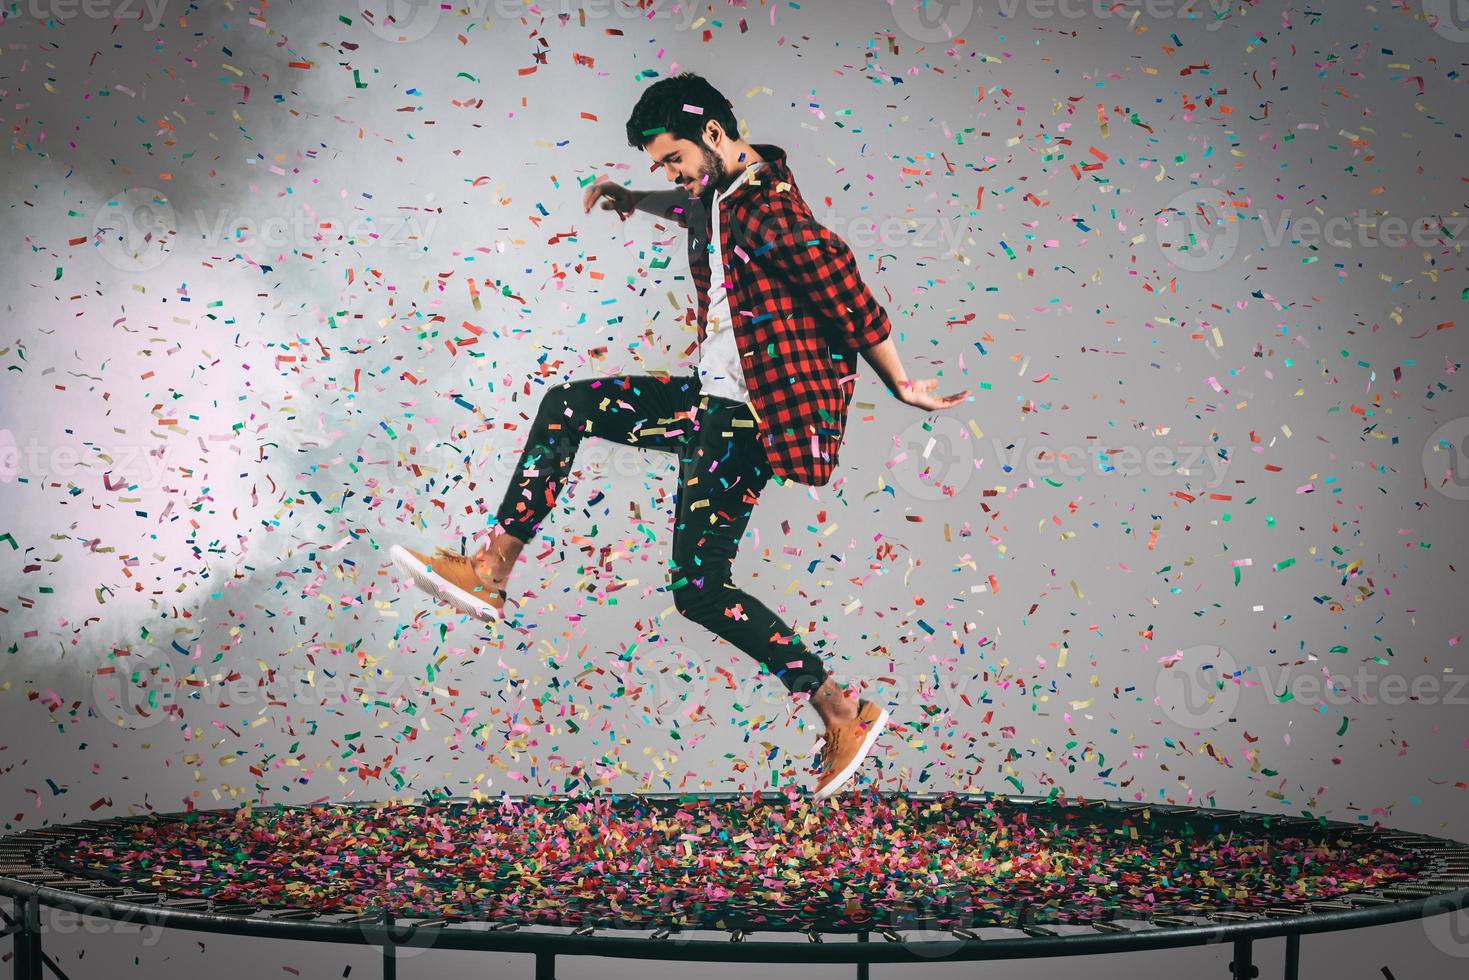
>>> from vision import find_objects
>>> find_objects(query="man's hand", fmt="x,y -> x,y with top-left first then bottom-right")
859,339 -> 969,409
896,378 -> 969,411
583,181 -> 641,220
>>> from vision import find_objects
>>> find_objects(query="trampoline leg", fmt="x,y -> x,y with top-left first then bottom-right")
379,912 -> 395,980
1229,938 -> 1258,980
1284,933 -> 1299,980
857,929 -> 869,980
535,951 -> 556,980
13,892 -> 41,980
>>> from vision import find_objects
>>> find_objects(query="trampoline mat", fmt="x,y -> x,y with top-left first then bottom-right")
46,793 -> 1433,933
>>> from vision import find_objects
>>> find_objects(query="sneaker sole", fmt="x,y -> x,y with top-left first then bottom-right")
390,544 -> 504,623
812,706 -> 890,800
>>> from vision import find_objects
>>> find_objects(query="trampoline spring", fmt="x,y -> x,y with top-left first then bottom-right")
1151,916 -> 1198,928
1263,907 -> 1306,917
1378,887 -> 1436,899
335,914 -> 380,925
160,899 -> 209,912
803,929 -> 823,944
1209,912 -> 1257,923
1305,902 -> 1353,913
8,872 -> 66,883
879,929 -> 902,943
571,925 -> 596,937
650,927 -> 673,940
950,927 -> 980,940
1019,924 -> 1059,938
728,930 -> 745,942
264,909 -> 317,921
488,921 -> 519,932
1342,894 -> 1394,906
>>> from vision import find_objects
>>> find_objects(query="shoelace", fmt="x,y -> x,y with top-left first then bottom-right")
819,728 -> 843,772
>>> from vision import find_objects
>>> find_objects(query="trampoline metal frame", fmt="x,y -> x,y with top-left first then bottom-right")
2,794 -> 1467,980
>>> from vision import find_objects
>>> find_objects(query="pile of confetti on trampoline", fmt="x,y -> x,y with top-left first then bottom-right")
28,792 -> 1462,929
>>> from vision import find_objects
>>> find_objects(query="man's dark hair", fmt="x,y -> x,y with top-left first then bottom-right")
625,72 -> 740,151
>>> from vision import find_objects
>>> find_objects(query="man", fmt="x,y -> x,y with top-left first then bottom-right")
392,72 -> 968,800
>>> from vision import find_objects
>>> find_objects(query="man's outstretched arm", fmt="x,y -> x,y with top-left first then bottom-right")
859,336 -> 968,411
632,188 -> 695,227
583,182 -> 693,228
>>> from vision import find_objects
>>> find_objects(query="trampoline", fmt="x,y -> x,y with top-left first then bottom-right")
2,792 -> 1467,980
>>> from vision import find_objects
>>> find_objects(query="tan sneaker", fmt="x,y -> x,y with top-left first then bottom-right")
812,699 -> 889,800
390,544 -> 507,622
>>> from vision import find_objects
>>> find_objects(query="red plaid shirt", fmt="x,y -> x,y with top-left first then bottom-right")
661,143 -> 892,487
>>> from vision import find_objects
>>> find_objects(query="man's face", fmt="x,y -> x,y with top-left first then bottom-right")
644,130 -> 725,196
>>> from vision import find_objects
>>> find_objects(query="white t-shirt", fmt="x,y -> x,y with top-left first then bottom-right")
697,161 -> 763,403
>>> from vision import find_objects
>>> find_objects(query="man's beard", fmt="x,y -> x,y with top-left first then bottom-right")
693,141 -> 726,196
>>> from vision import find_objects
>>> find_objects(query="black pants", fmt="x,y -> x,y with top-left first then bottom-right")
493,375 -> 830,697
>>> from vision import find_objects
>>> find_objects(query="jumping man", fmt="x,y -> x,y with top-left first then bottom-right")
391,72 -> 969,799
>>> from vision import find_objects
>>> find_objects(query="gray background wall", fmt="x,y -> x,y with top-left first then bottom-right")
2,0 -> 1467,976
